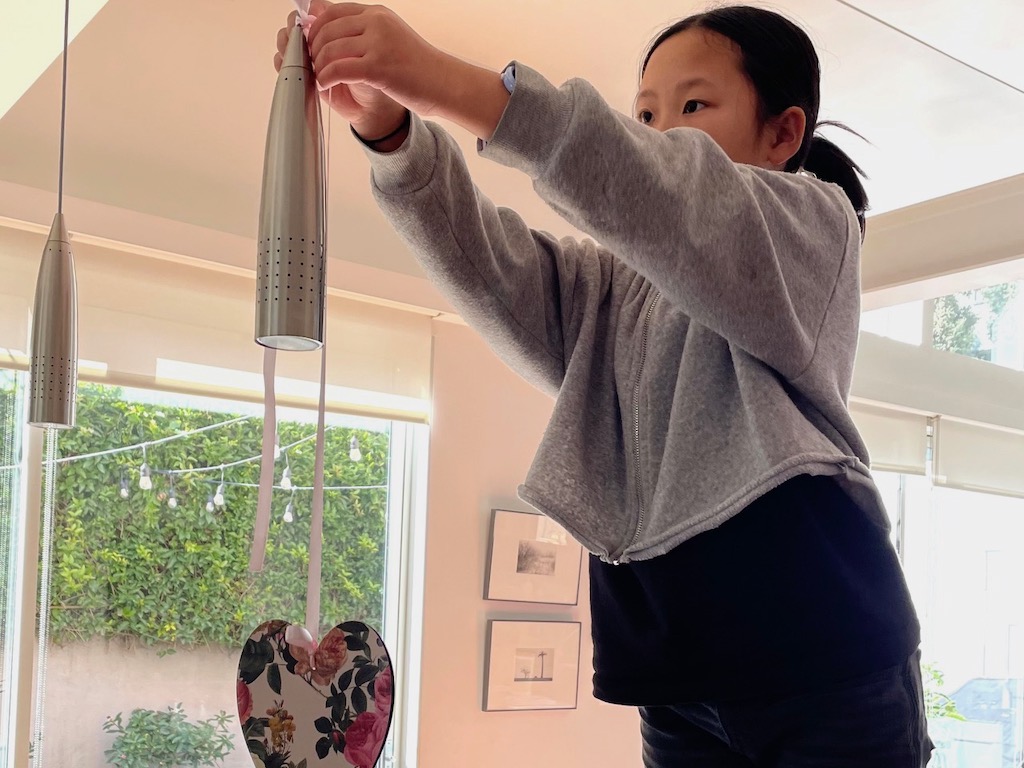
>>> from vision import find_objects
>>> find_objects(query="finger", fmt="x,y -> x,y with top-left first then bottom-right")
276,26 -> 290,56
308,15 -> 367,61
307,2 -> 369,43
316,56 -> 370,91
313,37 -> 369,85
274,52 -> 283,72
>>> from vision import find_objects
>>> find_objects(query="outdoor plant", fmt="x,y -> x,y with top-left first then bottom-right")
922,662 -> 966,721
46,383 -> 390,648
102,705 -> 234,768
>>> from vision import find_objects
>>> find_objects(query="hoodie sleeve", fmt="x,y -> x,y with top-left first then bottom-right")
479,62 -> 861,381
360,112 -> 611,397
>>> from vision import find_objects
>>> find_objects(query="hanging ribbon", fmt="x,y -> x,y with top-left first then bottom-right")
249,350 -> 277,573
250,345 -> 327,643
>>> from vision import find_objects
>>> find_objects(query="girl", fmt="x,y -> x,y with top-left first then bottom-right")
277,3 -> 933,765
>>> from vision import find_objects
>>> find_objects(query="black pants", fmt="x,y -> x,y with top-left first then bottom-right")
641,650 -> 934,767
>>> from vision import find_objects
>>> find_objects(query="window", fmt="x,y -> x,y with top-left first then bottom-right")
877,471 -> 1024,768
10,380 -> 423,768
1,217 -> 433,768
0,370 -> 27,768
861,280 -> 1024,371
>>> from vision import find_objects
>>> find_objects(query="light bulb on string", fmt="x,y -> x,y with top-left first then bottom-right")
280,452 -> 292,490
274,442 -> 282,460
206,493 -> 216,514
283,490 -> 295,524
349,436 -> 362,462
119,473 -> 129,499
214,468 -> 226,507
138,445 -> 152,490
167,484 -> 178,510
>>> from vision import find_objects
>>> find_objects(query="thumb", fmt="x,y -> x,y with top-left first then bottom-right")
307,0 -> 332,15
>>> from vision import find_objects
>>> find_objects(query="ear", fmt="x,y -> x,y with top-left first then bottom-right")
764,106 -> 807,169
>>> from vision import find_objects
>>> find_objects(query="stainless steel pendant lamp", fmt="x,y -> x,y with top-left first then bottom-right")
255,21 -> 327,351
29,0 -> 78,428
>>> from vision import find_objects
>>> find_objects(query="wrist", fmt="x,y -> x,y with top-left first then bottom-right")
430,55 -> 509,141
352,108 -> 411,153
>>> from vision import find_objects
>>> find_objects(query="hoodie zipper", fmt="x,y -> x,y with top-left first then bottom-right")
615,291 -> 660,564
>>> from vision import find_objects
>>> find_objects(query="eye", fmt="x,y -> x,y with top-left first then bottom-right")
682,100 -> 707,115
637,109 -> 654,124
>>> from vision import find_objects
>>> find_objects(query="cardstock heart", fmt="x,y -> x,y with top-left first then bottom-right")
237,620 -> 394,768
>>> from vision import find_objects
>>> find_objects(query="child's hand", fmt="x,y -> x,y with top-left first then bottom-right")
274,2 -> 414,141
305,2 -> 454,119
277,1 -> 508,143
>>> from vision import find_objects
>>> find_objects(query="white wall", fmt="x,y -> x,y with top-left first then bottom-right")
418,321 -> 639,767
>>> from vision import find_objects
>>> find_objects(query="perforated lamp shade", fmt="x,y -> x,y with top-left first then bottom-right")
29,212 -> 78,428
255,23 -> 327,352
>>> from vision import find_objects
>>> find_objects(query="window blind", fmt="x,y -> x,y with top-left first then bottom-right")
1,223 -> 432,422
849,401 -> 930,475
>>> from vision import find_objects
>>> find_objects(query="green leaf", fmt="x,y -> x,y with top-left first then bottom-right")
355,663 -> 377,687
239,638 -> 274,684
315,737 -> 332,760
345,635 -> 369,654
351,687 -> 367,714
337,669 -> 354,692
268,663 -> 282,695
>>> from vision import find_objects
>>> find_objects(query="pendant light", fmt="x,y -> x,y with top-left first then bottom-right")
29,0 -> 78,428
255,21 -> 326,351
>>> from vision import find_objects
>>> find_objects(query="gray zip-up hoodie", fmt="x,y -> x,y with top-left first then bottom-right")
361,62 -> 888,564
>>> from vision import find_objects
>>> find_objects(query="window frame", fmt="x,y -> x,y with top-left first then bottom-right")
1,375 -> 427,768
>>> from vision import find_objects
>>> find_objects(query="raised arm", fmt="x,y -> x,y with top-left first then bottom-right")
301,2 -> 860,380
359,112 -> 611,396
472,64 -> 861,381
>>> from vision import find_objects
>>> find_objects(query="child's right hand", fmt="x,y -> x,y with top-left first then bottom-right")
274,1 -> 408,142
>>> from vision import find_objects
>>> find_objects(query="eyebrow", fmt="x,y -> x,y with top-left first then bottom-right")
636,77 -> 715,101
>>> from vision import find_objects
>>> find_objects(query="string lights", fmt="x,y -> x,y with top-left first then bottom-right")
43,415 -> 377,516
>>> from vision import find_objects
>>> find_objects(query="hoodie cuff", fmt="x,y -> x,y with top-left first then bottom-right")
357,111 -> 438,195
477,61 -> 576,180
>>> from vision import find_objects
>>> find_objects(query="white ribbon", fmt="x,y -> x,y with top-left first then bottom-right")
250,345 -> 327,643
249,349 -> 277,573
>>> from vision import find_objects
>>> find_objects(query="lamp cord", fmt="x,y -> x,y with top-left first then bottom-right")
57,0 -> 70,215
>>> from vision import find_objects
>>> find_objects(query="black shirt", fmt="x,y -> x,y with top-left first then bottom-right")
590,474 -> 921,705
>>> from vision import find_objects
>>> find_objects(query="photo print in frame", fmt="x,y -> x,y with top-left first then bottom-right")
483,620 -> 582,712
484,509 -> 583,605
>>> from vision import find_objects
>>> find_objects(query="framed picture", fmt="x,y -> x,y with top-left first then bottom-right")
483,620 -> 582,712
483,509 -> 583,605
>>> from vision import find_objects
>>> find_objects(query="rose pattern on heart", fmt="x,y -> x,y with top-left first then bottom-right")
237,620 -> 393,768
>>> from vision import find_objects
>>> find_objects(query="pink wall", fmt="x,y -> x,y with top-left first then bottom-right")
419,321 -> 639,767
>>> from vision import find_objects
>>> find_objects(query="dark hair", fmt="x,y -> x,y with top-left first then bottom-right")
641,6 -> 869,235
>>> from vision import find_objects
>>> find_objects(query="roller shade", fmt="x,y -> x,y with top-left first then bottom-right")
849,401 -> 930,475
1,223 -> 432,421
934,418 -> 1024,499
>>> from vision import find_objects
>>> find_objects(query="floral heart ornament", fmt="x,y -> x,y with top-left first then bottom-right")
237,620 -> 393,768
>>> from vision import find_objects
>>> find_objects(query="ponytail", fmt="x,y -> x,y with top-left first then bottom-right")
802,122 -> 869,238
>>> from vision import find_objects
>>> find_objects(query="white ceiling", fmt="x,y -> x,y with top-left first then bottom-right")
1,0 -> 1022,278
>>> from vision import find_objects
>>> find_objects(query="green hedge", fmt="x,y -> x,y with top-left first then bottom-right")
40,382 -> 389,648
